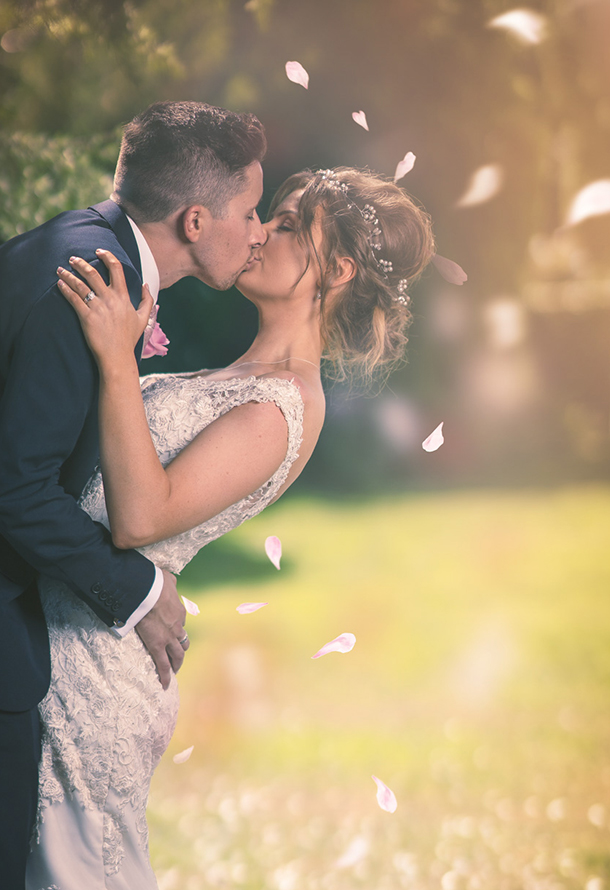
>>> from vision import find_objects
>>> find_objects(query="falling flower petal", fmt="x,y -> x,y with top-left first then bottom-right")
372,775 -> 398,813
265,535 -> 282,570
236,602 -> 268,614
487,9 -> 548,45
566,179 -> 610,226
394,151 -> 416,182
456,164 -> 504,208
311,632 -> 356,659
181,595 -> 200,616
352,110 -> 369,131
432,254 -> 468,285
335,835 -> 370,869
173,745 -> 194,764
285,60 -> 309,89
422,422 -> 444,453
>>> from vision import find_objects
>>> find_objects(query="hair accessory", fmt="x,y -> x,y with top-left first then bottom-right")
395,278 -> 409,306
316,170 -> 405,304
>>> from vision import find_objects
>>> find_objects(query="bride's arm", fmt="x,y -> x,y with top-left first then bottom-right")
58,253 -> 290,549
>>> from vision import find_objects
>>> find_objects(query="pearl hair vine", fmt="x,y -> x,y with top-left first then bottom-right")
316,170 -> 410,306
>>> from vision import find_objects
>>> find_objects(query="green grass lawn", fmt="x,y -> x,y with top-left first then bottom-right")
148,485 -> 610,890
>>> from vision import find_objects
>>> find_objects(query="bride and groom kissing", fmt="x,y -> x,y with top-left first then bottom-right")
0,99 -> 435,888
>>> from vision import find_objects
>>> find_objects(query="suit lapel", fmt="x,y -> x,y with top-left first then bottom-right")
89,200 -> 142,279
89,199 -> 146,363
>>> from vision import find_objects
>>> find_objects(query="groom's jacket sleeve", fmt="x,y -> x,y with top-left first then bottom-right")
0,267 -> 155,625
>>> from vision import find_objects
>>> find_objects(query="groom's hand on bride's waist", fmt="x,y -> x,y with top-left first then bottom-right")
135,569 -> 188,689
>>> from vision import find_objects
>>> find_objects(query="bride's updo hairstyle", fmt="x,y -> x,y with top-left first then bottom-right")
268,166 -> 435,383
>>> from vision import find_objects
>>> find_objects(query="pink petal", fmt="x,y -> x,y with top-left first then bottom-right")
311,632 -> 356,659
265,535 -> 282,570
352,110 -> 369,131
372,775 -> 398,813
173,745 -> 194,764
432,254 -> 468,285
181,595 -> 200,616
422,422 -> 444,453
236,602 -> 268,614
394,152 -> 416,182
285,60 -> 309,89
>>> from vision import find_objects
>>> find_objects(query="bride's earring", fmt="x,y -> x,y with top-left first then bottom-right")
315,290 -> 322,301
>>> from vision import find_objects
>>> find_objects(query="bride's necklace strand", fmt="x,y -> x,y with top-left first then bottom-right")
231,357 -> 320,370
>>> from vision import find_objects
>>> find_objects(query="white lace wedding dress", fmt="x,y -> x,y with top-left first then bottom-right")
26,373 -> 304,890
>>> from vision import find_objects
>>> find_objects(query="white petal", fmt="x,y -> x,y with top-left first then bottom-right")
394,152 -> 416,182
265,535 -> 282,570
456,164 -> 504,208
311,632 -> 356,659
372,775 -> 398,813
173,745 -> 194,764
352,110 -> 369,131
432,254 -> 468,285
566,179 -> 610,226
487,9 -> 548,45
181,595 -> 200,616
422,422 -> 444,453
236,602 -> 268,614
335,835 -> 370,869
285,61 -> 309,89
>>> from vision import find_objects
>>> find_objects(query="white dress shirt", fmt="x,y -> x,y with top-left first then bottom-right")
112,215 -> 164,637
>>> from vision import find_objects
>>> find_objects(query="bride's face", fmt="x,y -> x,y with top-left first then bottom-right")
236,189 -> 323,302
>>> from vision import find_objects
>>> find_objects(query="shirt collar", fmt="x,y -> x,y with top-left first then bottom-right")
125,215 -> 160,303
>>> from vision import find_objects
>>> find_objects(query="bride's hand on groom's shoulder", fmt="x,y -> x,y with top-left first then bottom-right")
57,250 -> 154,371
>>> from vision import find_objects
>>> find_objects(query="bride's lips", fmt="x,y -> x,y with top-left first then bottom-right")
242,255 -> 261,273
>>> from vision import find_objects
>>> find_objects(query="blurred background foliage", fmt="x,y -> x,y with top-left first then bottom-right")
1,0 -> 610,491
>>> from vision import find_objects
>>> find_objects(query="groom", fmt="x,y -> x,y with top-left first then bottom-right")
0,100 -> 266,887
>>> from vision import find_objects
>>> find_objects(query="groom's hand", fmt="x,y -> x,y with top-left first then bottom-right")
135,570 -> 188,689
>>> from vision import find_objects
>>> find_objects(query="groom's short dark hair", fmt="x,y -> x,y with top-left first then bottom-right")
112,101 -> 266,223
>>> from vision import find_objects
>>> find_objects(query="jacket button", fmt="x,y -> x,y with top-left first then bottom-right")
111,603 -> 120,613
91,582 -> 103,595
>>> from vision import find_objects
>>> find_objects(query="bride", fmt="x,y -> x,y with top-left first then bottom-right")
26,166 -> 434,889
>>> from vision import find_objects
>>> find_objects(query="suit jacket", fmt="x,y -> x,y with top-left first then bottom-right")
0,200 -> 156,711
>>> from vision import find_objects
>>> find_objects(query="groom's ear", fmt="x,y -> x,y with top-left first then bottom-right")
181,205 -> 212,243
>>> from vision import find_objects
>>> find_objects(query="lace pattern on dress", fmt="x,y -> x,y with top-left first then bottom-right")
37,374 -> 304,875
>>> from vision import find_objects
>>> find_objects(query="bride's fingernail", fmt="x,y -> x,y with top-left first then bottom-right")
57,266 -> 64,274
96,248 -> 104,255
69,256 -> 77,264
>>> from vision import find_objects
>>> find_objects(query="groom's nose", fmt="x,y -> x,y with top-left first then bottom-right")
249,211 -> 267,248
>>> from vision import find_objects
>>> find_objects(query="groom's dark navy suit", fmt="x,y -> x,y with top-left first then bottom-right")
0,200 -> 157,888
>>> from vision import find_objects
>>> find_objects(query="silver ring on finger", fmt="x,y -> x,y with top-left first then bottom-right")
178,634 -> 189,647
83,290 -> 97,304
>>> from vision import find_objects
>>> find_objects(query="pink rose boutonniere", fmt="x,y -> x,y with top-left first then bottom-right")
142,305 -> 170,358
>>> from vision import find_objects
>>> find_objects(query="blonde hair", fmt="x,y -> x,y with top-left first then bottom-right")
268,167 -> 435,384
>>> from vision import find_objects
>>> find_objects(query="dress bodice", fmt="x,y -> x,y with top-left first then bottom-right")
78,372 -> 304,573
34,372 -> 304,878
